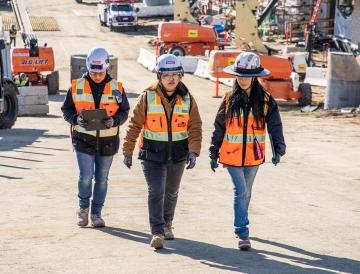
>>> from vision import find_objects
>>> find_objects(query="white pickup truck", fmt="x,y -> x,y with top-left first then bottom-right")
98,1 -> 139,31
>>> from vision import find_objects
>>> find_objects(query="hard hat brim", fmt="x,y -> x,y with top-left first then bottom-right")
223,65 -> 271,77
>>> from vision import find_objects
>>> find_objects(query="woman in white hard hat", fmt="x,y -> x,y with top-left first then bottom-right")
209,52 -> 286,250
122,54 -> 202,249
61,47 -> 130,228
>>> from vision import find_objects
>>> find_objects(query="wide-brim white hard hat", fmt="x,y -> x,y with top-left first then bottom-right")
223,52 -> 271,78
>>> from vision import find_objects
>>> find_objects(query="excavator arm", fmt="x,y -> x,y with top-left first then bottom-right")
234,0 -> 279,54
173,0 -> 198,24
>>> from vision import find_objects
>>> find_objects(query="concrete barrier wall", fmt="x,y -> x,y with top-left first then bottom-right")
305,67 -> 328,87
325,52 -> 360,109
137,48 -> 200,73
17,86 -> 49,116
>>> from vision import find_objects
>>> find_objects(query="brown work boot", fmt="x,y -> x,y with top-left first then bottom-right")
238,237 -> 251,251
91,214 -> 105,228
164,223 -> 174,240
150,234 -> 164,249
77,207 -> 89,227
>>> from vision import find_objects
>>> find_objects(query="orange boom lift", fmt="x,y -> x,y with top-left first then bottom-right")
10,0 -> 57,93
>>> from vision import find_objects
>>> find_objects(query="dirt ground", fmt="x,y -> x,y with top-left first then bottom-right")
0,1 -> 360,273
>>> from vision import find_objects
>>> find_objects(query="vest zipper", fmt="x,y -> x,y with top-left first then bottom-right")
241,106 -> 249,166
167,107 -> 174,162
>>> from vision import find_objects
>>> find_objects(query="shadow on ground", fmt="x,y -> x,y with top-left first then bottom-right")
98,227 -> 359,273
0,128 -> 69,152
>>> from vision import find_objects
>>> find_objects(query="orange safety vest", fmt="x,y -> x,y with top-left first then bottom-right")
71,78 -> 122,137
219,92 -> 270,167
138,89 -> 191,162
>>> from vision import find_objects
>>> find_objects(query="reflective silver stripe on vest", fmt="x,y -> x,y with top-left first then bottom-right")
174,94 -> 190,114
76,78 -> 85,94
224,133 -> 266,144
143,129 -> 189,142
74,125 -> 118,137
143,129 -> 168,141
172,131 -> 188,141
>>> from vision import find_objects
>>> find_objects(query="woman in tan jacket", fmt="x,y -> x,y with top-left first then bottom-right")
123,54 -> 202,249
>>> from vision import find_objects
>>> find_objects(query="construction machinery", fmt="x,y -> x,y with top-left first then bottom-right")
98,0 -> 139,32
10,0 -> 58,94
157,0 -> 230,56
209,0 -> 312,106
0,38 -> 19,129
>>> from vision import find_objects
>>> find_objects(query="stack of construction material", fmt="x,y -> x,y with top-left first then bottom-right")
17,86 -> 49,116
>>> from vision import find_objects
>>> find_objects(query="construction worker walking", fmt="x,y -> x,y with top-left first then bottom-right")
9,24 -> 17,47
209,52 -> 286,250
123,54 -> 202,249
61,47 -> 129,228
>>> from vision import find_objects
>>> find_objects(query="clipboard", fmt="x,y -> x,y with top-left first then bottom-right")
81,109 -> 108,131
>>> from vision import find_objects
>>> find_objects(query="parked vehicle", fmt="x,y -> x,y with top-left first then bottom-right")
98,0 -> 139,32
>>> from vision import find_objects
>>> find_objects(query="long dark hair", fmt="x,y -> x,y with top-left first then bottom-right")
227,78 -> 266,128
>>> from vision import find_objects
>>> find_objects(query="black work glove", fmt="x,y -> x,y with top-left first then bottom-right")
76,115 -> 88,128
123,155 -> 132,169
104,117 -> 114,129
272,154 -> 281,166
210,158 -> 219,172
186,152 -> 197,169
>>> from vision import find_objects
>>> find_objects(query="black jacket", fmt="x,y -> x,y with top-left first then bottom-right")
61,73 -> 130,156
209,93 -> 286,161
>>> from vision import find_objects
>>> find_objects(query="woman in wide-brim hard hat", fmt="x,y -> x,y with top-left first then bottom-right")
209,51 -> 286,250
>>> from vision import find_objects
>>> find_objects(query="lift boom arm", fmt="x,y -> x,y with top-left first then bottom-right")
10,0 -> 37,48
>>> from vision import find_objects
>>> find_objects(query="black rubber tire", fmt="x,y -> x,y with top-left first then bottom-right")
0,82 -> 18,129
110,24 -> 114,32
169,46 -> 185,57
298,83 -> 312,106
47,71 -> 59,95
133,25 -> 138,32
99,16 -> 105,26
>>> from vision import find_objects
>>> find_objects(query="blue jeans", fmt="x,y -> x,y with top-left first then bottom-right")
76,151 -> 114,215
227,166 -> 259,238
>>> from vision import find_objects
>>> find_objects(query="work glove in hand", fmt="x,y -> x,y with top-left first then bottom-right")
123,155 -> 132,169
104,117 -> 114,128
210,158 -> 219,172
76,115 -> 88,128
186,152 -> 197,169
272,154 -> 281,166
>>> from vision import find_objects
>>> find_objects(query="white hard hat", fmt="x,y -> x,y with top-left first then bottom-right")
20,73 -> 27,80
223,52 -> 270,77
155,54 -> 184,75
86,47 -> 110,73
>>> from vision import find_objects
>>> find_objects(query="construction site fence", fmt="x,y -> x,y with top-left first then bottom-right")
285,18 -> 334,43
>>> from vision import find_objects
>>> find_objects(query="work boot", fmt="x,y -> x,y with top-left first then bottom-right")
164,223 -> 174,240
238,237 -> 251,251
91,214 -> 105,228
150,234 -> 164,249
77,207 -> 89,227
